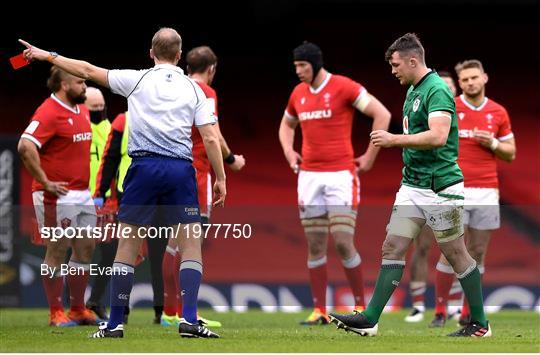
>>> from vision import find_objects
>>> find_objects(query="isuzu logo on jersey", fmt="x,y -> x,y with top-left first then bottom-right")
298,109 -> 332,121
73,132 -> 92,142
459,129 -> 494,138
459,129 -> 474,138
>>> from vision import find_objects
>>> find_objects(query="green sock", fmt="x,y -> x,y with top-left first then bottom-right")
458,266 -> 487,327
363,261 -> 405,324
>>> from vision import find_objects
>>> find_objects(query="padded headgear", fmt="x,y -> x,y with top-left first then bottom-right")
293,42 -> 323,80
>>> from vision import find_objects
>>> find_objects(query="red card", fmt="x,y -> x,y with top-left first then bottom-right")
10,53 -> 30,70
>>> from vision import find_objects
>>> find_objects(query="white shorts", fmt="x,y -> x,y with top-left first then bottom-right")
297,169 -> 359,219
32,189 -> 97,230
388,183 -> 464,242
464,187 -> 500,230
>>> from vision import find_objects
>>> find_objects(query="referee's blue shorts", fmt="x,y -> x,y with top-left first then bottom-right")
118,156 -> 201,226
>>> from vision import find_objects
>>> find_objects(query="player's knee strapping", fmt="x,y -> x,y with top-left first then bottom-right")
301,217 -> 329,234
432,223 -> 464,243
429,205 -> 464,243
328,211 -> 357,234
386,216 -> 422,239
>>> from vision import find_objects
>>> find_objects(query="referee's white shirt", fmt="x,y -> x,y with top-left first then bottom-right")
107,64 -> 215,160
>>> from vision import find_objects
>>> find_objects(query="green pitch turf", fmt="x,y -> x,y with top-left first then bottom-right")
0,309 -> 538,352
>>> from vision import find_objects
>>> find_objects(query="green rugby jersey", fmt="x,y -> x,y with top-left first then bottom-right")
400,71 -> 463,192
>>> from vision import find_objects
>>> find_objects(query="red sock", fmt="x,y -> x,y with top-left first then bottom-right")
162,247 -> 179,317
66,262 -> 90,312
308,257 -> 327,313
448,279 -> 463,302
435,262 -> 455,316
42,274 -> 64,314
447,279 -> 463,316
342,253 -> 365,308
410,281 -> 426,309
461,297 -> 470,318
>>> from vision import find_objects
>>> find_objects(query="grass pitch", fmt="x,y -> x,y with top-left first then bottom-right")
0,309 -> 538,352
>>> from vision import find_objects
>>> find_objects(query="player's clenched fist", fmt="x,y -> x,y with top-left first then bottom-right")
370,130 -> 395,148
472,127 -> 495,148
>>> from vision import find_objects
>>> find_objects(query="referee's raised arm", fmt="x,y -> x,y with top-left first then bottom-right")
18,39 -> 109,88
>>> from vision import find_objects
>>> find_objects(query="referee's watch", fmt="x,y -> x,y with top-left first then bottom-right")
47,51 -> 59,63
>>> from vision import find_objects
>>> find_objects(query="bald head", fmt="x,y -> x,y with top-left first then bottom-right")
85,87 -> 105,111
151,28 -> 182,63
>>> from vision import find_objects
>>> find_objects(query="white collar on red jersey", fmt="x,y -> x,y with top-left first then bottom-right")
309,73 -> 332,94
51,94 -> 80,114
460,94 -> 489,111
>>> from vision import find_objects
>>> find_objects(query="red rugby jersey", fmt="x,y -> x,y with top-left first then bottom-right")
191,80 -> 218,173
285,74 -> 366,171
456,95 -> 513,188
22,94 -> 91,192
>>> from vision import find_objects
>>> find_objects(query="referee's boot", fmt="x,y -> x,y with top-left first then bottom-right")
90,322 -> 124,338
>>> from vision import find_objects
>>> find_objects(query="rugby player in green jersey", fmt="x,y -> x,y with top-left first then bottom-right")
330,33 -> 491,338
